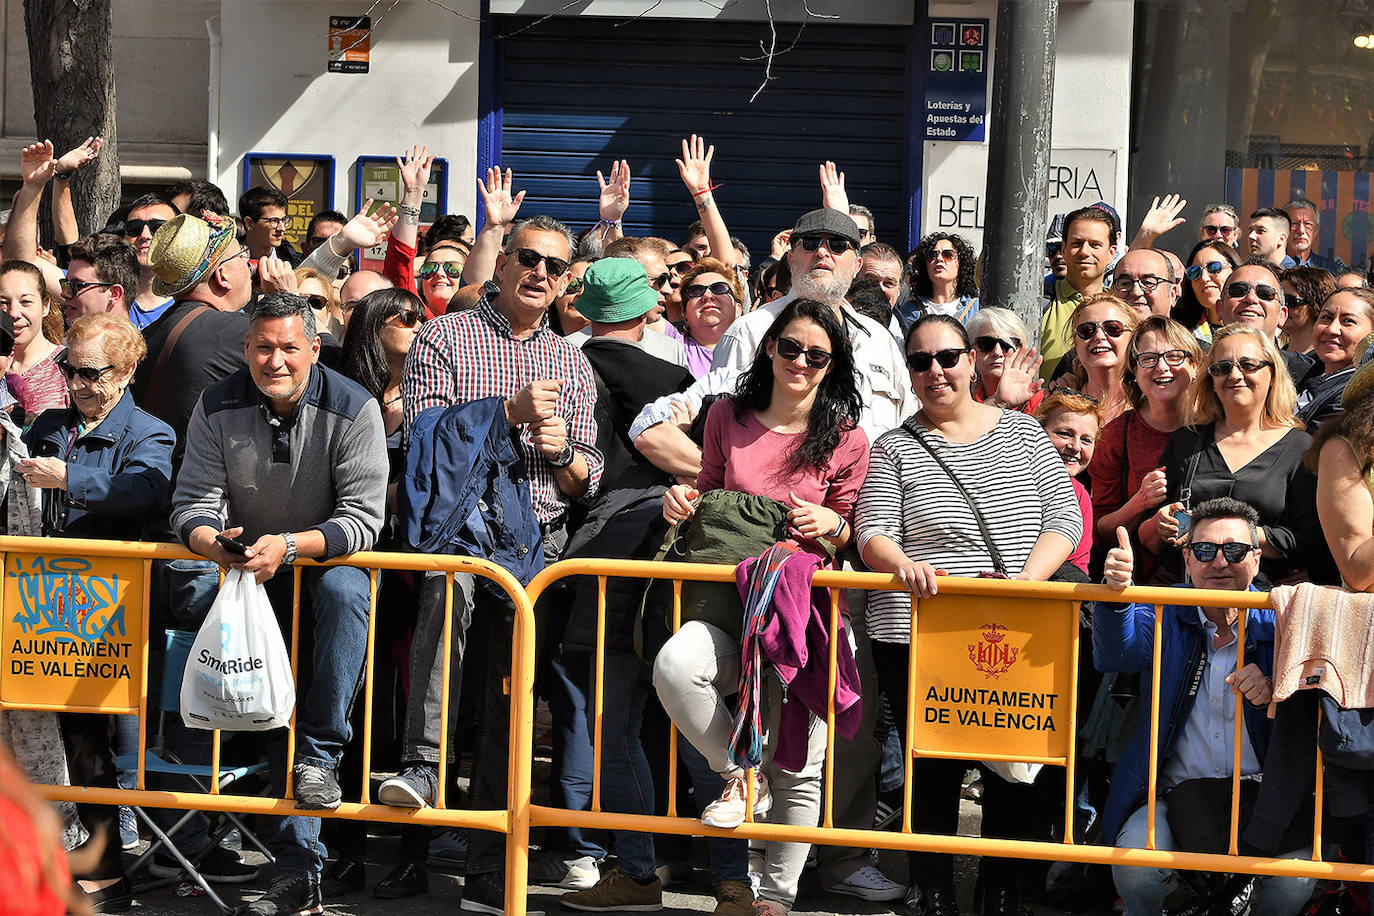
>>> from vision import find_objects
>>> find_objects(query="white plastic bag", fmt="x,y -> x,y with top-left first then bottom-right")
180,568 -> 296,731
983,761 -> 1043,785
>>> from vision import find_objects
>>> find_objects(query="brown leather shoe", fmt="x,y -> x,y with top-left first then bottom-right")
713,879 -> 755,916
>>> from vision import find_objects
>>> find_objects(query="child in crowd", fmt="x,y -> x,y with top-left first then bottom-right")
1034,391 -> 1103,576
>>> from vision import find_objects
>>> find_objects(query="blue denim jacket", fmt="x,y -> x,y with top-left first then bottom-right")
24,388 -> 175,539
399,399 -> 544,585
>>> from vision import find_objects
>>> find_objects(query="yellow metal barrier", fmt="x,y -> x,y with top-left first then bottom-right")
7,537 -> 1374,913
0,536 -> 538,915
524,558 -> 1374,887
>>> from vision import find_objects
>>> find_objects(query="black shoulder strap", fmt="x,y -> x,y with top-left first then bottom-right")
906,423 -> 1007,575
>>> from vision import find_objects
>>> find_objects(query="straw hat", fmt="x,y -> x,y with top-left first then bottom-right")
149,213 -> 237,297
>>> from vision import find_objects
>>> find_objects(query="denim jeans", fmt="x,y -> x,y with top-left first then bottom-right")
1114,802 -> 1317,916
262,563 -> 371,876
400,572 -> 478,765
546,652 -> 608,863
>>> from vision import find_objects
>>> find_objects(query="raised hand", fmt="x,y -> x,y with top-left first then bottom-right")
257,252 -> 298,293
992,345 -> 1044,409
19,141 -> 55,186
396,144 -> 434,194
771,229 -> 793,260
676,135 -> 714,196
1104,526 -> 1135,590
477,166 -> 526,230
819,161 -> 849,211
597,159 -> 631,223
340,199 -> 399,250
55,136 -> 101,175
1137,194 -> 1187,241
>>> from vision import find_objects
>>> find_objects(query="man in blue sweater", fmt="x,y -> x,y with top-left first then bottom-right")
172,292 -> 388,916
1095,497 -> 1316,916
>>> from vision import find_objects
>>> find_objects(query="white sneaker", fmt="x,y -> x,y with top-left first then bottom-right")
822,864 -> 906,902
701,771 -> 772,829
527,852 -> 600,889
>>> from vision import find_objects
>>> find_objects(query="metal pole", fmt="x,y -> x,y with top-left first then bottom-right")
981,0 -> 1059,346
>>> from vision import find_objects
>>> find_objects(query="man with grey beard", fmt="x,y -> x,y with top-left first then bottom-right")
710,208 -> 914,441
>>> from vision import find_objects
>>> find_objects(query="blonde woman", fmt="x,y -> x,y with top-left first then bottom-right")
1053,293 -> 1140,425
1141,323 -> 1325,584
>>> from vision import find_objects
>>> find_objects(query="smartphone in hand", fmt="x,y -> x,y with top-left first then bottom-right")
215,534 -> 249,556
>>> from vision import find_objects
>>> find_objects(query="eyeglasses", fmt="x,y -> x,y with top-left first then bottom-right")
1184,261 -> 1229,281
792,235 -> 855,255
1290,220 -> 1316,231
1134,349 -> 1191,369
124,218 -> 166,237
926,248 -> 958,263
774,335 -> 832,369
1045,242 -> 1062,258
215,247 -> 250,270
56,359 -> 117,383
1206,357 -> 1273,378
685,281 -> 734,300
667,260 -> 693,276
303,294 -> 330,311
564,277 -> 585,296
511,247 -> 570,278
648,271 -> 671,291
418,261 -> 462,280
386,310 -> 422,328
906,348 -> 968,372
1074,320 -> 1128,341
1186,541 -> 1259,564
1111,275 -> 1168,293
250,215 -> 289,229
1201,224 -> 1237,237
1225,281 -> 1279,302
973,336 -> 1020,354
1285,294 -> 1308,310
60,278 -> 115,297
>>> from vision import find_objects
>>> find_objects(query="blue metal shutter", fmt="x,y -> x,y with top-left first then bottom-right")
497,14 -> 909,259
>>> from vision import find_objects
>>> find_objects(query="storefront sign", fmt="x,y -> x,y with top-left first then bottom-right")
241,153 -> 337,250
923,19 -> 989,142
353,157 -> 450,272
1228,167 -> 1371,270
911,593 -> 1075,763
921,143 -> 1119,252
328,16 -> 371,74
2,554 -> 144,712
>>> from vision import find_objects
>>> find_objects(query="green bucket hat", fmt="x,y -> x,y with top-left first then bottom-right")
574,258 -> 659,324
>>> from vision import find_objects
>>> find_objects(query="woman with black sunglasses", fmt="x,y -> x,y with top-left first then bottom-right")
1053,293 -> 1140,426
965,307 -> 1045,412
548,258 -> 595,336
1279,265 -> 1336,357
653,298 -> 867,916
674,256 -> 743,378
855,313 -> 1080,916
1141,324 -> 1327,585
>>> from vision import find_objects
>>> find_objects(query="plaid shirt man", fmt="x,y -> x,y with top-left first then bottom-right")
402,284 -> 603,524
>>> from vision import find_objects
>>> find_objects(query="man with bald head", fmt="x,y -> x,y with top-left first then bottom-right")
1109,248 -> 1176,318
338,269 -> 393,329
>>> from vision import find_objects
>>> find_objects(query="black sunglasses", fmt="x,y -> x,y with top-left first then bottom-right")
667,260 -> 693,276
793,235 -> 855,255
1045,242 -> 1062,258
564,277 -> 585,296
685,281 -> 734,300
1074,320 -> 1128,341
303,294 -> 330,311
512,247 -> 570,278
56,359 -> 117,383
1186,541 -> 1258,564
774,335 -> 832,369
387,310 -> 422,328
1207,357 -> 1273,377
1184,261 -> 1228,281
648,271 -> 671,290
906,348 -> 967,372
1285,294 -> 1308,310
60,278 -> 116,297
124,218 -> 167,237
973,336 -> 1019,354
1225,281 -> 1279,302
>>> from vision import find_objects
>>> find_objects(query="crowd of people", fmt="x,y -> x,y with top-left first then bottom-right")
2,131 -> 1374,916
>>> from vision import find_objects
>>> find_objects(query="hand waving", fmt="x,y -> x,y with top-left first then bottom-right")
1137,194 -> 1188,241
676,135 -> 714,196
597,159 -> 631,223
819,161 -> 849,211
992,345 -> 1044,409
477,166 -> 526,230
396,144 -> 434,194
19,141 -> 55,187
55,136 -> 102,175
340,199 -> 399,250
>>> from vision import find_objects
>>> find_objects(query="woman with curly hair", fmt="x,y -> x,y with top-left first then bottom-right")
1280,265 -> 1337,356
654,297 -> 868,916
1174,239 -> 1240,345
895,232 -> 979,330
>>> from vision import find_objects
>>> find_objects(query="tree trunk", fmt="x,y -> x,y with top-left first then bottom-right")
24,0 -> 120,237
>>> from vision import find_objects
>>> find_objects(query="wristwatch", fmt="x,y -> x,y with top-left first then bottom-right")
549,442 -> 576,469
280,532 -> 298,566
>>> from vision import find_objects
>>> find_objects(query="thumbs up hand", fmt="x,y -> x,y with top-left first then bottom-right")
1104,526 -> 1135,590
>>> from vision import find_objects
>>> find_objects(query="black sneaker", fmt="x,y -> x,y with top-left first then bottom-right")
460,872 -> 506,914
320,857 -> 366,896
293,763 -> 342,810
375,859 -> 428,899
149,846 -> 258,884
246,872 -> 322,916
378,764 -> 439,809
